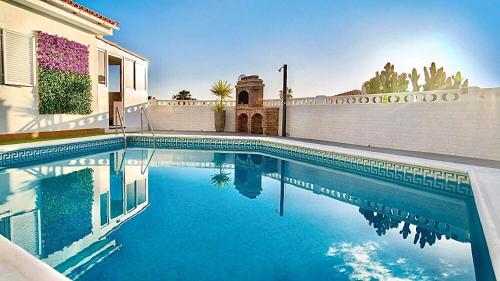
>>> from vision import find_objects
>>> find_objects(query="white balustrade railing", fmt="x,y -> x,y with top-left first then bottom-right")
156,100 -> 236,106
153,88 -> 497,107
263,99 -> 281,107
326,89 -> 465,105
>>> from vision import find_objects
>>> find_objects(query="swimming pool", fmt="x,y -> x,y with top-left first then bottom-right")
0,139 -> 496,281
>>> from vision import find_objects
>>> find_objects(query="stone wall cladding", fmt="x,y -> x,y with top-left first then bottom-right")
263,108 -> 279,135
235,107 -> 279,136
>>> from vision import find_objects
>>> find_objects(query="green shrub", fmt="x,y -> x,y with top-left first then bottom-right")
38,68 -> 92,114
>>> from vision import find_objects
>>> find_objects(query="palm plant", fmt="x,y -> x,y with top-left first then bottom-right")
279,88 -> 293,100
210,153 -> 231,188
210,166 -> 231,189
210,80 -> 233,111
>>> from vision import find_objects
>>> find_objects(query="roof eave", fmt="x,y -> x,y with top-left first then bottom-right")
97,37 -> 149,62
10,0 -> 117,35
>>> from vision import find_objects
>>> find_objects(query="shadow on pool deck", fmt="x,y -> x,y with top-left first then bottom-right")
153,130 -> 500,169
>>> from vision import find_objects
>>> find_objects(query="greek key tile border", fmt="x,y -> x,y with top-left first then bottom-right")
0,137 -> 125,168
128,136 -> 472,197
0,136 -> 471,197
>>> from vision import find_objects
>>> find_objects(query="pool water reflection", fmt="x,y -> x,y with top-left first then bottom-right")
0,148 -> 495,281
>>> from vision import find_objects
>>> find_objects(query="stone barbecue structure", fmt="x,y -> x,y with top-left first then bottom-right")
235,75 -> 279,135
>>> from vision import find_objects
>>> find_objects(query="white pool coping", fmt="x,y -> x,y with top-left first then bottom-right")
0,134 -> 121,153
0,236 -> 68,281
1,133 -> 499,280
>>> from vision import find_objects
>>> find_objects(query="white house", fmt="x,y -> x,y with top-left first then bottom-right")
0,0 -> 148,138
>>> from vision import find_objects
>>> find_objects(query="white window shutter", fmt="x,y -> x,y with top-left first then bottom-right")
0,30 -> 3,84
2,30 -> 34,86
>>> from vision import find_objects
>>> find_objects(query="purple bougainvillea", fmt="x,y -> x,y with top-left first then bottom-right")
37,32 -> 89,74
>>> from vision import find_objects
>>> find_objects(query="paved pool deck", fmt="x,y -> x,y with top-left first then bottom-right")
1,132 -> 499,281
153,130 -> 500,168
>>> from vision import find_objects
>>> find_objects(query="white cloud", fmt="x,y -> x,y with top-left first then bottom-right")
326,242 -> 431,281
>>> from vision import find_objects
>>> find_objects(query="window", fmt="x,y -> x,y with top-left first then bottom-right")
126,182 -> 137,212
0,29 -> 34,86
0,30 -> 3,85
99,192 -> 109,226
98,50 -> 106,84
124,58 -> 135,89
135,62 -> 146,91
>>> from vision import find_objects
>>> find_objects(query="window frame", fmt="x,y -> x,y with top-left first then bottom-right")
0,27 -> 3,85
97,48 -> 107,86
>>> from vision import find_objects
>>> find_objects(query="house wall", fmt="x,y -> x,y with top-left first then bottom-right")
0,1 -> 148,135
96,39 -> 149,132
0,1 -> 107,134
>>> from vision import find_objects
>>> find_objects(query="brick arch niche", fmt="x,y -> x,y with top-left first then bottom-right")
234,75 -> 279,135
237,113 -> 248,132
250,113 -> 263,134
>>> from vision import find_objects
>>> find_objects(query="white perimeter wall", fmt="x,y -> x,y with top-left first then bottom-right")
283,88 -> 500,161
148,101 -> 236,132
150,88 -> 500,161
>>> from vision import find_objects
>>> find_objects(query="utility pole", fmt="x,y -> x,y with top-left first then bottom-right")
279,64 -> 287,137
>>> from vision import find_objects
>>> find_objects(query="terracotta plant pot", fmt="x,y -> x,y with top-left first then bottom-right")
214,110 -> 226,132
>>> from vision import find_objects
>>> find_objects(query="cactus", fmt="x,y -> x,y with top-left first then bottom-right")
397,73 -> 409,92
363,62 -> 408,94
364,62 -> 469,93
424,62 -> 447,90
445,77 -> 453,89
423,62 -> 469,91
451,72 -> 462,89
409,68 -> 420,92
462,79 -> 468,88
423,64 -> 433,90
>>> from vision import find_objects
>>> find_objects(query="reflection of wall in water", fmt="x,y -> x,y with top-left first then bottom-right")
234,154 -> 278,199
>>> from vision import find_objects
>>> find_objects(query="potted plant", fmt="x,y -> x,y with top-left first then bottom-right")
210,80 -> 233,132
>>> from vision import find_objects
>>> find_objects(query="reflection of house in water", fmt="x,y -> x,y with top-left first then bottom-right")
234,153 -> 279,199
0,149 -> 151,279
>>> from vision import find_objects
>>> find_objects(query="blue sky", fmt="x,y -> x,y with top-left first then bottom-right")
81,0 -> 500,99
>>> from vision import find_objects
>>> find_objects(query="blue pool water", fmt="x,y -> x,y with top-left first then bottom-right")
0,148 -> 495,281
